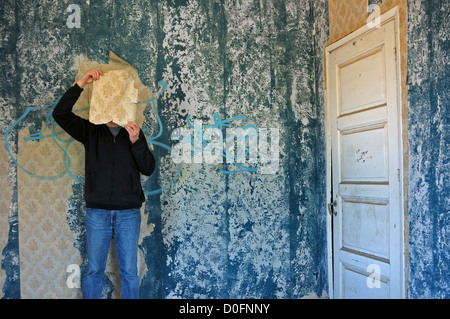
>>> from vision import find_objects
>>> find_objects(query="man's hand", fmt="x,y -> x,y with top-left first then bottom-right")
125,122 -> 140,144
77,69 -> 103,88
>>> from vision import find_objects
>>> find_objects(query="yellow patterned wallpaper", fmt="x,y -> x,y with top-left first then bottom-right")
328,0 -> 406,44
0,136 -> 13,299
90,70 -> 139,127
89,70 -> 138,126
13,52 -> 154,298
76,52 -> 150,128
328,0 -> 369,44
17,126 -> 80,298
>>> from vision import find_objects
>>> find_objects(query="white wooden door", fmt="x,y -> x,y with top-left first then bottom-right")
326,10 -> 404,299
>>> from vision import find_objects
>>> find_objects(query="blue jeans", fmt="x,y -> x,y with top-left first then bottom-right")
82,208 -> 141,299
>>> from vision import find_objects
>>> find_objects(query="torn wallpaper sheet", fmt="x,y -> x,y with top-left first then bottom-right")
89,70 -> 139,127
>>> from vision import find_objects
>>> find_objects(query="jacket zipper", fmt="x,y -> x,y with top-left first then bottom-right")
109,129 -> 116,205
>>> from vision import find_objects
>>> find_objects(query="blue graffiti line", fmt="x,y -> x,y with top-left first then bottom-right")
4,96 -> 84,182
136,81 -> 183,196
184,114 -> 258,174
4,81 -> 182,196
4,80 -> 261,195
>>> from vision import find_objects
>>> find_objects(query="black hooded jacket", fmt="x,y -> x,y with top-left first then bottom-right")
52,84 -> 155,210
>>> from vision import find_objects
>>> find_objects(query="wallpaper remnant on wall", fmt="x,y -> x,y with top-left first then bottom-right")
0,141 -> 14,299
17,126 -> 80,298
328,0 -> 368,43
77,52 -> 151,128
90,70 -> 139,127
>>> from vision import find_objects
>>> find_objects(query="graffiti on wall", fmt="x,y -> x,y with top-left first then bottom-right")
4,80 -> 279,196
1,0 -> 331,299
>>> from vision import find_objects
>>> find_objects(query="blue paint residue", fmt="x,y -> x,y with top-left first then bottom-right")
407,0 -> 450,299
3,0 -> 444,300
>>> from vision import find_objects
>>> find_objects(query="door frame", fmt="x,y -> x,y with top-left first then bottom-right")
324,7 -> 406,299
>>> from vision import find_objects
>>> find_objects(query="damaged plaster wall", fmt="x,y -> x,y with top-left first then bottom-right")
407,0 -> 449,299
2,0 -> 447,300
1,0 -> 329,299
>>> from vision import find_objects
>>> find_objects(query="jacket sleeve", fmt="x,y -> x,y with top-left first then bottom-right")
131,130 -> 156,176
52,84 -> 90,144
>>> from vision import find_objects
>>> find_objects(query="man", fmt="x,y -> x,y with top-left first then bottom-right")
53,69 -> 155,299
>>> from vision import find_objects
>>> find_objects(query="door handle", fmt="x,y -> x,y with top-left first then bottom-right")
328,200 -> 337,216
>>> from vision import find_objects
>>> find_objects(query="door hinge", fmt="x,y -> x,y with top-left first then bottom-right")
328,200 -> 338,216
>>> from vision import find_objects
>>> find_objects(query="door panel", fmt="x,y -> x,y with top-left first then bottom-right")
342,265 -> 389,299
338,48 -> 386,114
342,200 -> 389,258
326,12 -> 404,299
341,125 -> 388,182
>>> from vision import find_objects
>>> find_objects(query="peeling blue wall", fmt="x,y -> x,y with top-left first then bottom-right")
1,0 -> 448,299
0,0 -> 329,299
407,0 -> 449,299
1,0 -> 21,299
